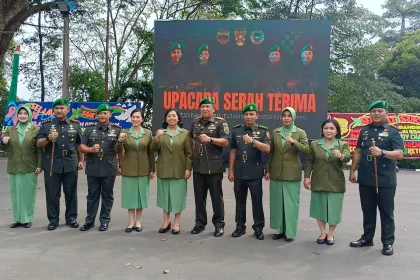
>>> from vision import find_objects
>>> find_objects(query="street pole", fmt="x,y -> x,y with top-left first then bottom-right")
104,0 -> 110,102
62,11 -> 70,98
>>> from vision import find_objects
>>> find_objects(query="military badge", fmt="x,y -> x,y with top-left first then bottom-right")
266,131 -> 270,139
250,30 -> 264,45
223,122 -> 229,134
234,28 -> 247,46
217,29 -> 230,45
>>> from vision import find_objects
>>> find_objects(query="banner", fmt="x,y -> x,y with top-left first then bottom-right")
153,20 -> 331,139
7,45 -> 20,105
329,113 -> 420,159
2,101 -> 141,134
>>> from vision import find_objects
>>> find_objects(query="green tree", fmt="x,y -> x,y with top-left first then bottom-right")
69,66 -> 105,102
382,0 -> 420,36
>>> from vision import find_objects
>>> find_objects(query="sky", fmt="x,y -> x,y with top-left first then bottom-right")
15,0 -> 386,101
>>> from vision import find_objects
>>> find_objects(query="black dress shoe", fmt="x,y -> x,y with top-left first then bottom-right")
284,235 -> 294,242
350,238 -> 374,247
80,223 -> 95,231
134,226 -> 143,232
172,227 -> 180,235
231,228 -> 246,238
317,235 -> 327,244
382,245 -> 394,256
214,228 -> 224,237
99,223 -> 108,231
191,225 -> 205,234
125,226 -> 134,233
66,220 -> 79,228
159,222 -> 171,233
272,233 -> 285,240
24,222 -> 32,229
254,231 -> 264,240
326,236 -> 335,245
10,222 -> 21,228
48,222 -> 58,230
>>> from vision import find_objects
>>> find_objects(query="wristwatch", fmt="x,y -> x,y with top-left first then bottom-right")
381,150 -> 387,157
252,138 -> 256,144
210,137 -> 214,143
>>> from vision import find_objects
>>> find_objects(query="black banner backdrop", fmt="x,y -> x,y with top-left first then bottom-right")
153,20 -> 331,139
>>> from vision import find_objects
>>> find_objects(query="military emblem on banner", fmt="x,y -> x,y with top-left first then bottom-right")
217,29 -> 230,45
250,30 -> 264,45
234,28 -> 247,46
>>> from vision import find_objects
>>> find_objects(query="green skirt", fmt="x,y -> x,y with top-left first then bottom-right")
8,173 -> 38,224
270,180 -> 301,238
121,176 -> 150,209
157,178 -> 187,214
310,191 -> 344,225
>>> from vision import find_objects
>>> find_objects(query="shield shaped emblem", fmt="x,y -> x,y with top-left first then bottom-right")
217,29 -> 230,45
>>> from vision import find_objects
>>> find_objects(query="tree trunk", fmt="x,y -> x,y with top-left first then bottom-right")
0,1 -> 54,67
401,15 -> 406,36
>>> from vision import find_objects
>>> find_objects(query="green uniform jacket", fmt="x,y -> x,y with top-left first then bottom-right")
115,128 -> 155,176
4,126 -> 43,174
152,128 -> 193,179
304,140 -> 351,193
266,127 -> 309,181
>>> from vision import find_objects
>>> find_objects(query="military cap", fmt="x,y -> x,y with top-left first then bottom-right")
242,103 -> 258,114
169,40 -> 184,52
199,97 -> 215,106
197,44 -> 209,55
52,98 -> 70,107
268,45 -> 280,54
96,104 -> 112,114
301,44 -> 313,54
368,100 -> 389,111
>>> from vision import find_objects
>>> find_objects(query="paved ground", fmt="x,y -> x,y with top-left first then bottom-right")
0,158 -> 419,280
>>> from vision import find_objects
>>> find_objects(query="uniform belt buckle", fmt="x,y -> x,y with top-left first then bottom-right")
367,155 -> 372,161
62,150 -> 68,156
199,147 -> 204,154
242,154 -> 248,162
98,149 -> 104,159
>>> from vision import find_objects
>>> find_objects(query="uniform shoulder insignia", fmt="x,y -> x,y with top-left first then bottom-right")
257,124 -> 268,130
70,119 -> 80,124
41,119 -> 52,124
233,124 -> 243,129
215,117 -> 225,120
194,117 -> 200,120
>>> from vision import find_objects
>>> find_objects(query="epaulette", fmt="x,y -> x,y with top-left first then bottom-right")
215,117 -> 225,120
112,123 -> 121,128
86,123 -> 97,127
41,119 -> 52,124
70,119 -> 80,124
257,124 -> 268,130
233,124 -> 243,129
194,117 -> 200,120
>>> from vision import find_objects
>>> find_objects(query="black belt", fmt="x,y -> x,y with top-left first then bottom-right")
61,150 -> 73,156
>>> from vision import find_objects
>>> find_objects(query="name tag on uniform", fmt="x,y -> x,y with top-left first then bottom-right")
379,132 -> 388,137
208,124 -> 216,130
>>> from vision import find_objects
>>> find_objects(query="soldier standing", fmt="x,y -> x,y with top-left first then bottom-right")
189,97 -> 229,237
349,100 -> 404,256
36,98 -> 84,230
79,104 -> 122,232
228,103 -> 270,240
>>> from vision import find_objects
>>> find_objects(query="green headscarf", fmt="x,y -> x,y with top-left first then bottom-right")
16,105 -> 33,144
279,107 -> 297,146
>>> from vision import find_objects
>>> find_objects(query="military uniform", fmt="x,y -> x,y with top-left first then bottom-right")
37,116 -> 82,227
189,44 -> 220,92
351,100 -> 404,255
81,119 -> 121,230
159,40 -> 188,91
231,122 -> 270,235
189,103 -> 229,234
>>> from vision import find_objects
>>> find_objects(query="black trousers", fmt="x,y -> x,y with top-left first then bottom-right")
85,176 -> 116,225
234,179 -> 265,231
44,171 -> 78,223
359,184 -> 396,245
193,173 -> 225,228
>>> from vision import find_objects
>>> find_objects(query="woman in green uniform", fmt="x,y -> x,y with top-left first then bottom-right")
2,105 -> 42,228
304,119 -> 350,245
116,109 -> 155,233
152,109 -> 192,234
265,107 -> 309,241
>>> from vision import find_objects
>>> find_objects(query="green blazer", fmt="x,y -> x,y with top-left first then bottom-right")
4,126 -> 43,174
152,128 -> 192,179
266,127 -> 309,181
304,139 -> 351,193
115,128 -> 155,176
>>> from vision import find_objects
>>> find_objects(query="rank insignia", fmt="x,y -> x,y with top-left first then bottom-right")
266,131 -> 270,139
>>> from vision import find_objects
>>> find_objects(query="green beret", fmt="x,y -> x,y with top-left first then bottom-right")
301,44 -> 313,54
268,45 -> 280,54
169,40 -> 184,52
197,44 -> 209,56
199,97 -> 215,106
52,98 -> 69,107
242,103 -> 258,114
96,103 -> 112,114
368,100 -> 389,111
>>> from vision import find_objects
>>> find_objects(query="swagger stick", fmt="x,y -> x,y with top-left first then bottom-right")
50,125 -> 56,177
372,139 -> 379,193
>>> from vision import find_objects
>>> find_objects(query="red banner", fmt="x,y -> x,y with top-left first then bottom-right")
329,113 -> 420,159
